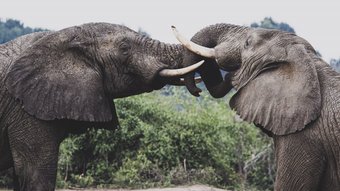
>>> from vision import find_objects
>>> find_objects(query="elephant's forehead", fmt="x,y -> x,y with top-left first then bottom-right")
251,29 -> 280,40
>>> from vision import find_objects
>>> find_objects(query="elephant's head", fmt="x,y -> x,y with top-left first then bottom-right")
175,24 -> 322,136
5,23 -> 202,126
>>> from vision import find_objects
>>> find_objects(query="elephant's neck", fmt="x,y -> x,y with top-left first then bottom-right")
315,59 -> 340,91
314,58 -> 340,120
310,59 -> 340,151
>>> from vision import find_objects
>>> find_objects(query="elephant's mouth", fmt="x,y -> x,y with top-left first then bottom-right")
254,60 -> 287,78
150,75 -> 168,90
234,61 -> 286,90
218,62 -> 241,72
150,74 -> 202,91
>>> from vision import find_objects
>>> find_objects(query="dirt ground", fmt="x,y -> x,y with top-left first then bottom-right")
1,184 -> 229,191
58,185 -> 228,191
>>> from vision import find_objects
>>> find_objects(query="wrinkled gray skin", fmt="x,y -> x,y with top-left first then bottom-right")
0,23 -> 188,190
183,24 -> 340,190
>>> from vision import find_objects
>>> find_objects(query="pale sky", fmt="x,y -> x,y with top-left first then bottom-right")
2,0 -> 340,61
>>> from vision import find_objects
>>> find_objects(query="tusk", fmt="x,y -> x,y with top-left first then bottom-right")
171,26 -> 216,58
159,60 -> 204,77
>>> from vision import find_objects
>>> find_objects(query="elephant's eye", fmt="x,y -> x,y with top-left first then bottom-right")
244,37 -> 252,48
119,42 -> 131,56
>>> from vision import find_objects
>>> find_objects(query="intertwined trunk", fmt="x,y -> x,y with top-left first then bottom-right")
136,35 -> 184,69
182,24 -> 250,97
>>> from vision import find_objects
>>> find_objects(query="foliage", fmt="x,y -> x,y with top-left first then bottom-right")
138,28 -> 150,37
0,170 -> 13,189
330,58 -> 340,72
0,18 -> 46,44
52,87 -> 273,190
251,17 -> 295,33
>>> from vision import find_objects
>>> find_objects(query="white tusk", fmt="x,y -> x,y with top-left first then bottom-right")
159,60 -> 204,77
171,26 -> 216,58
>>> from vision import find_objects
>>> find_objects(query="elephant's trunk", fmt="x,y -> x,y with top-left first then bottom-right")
134,35 -> 205,86
136,35 -> 185,69
178,24 -> 251,97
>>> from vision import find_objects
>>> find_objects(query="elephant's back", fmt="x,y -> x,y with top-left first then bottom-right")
0,31 -> 50,83
0,32 -> 50,119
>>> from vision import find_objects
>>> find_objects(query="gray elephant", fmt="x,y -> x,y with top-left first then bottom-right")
174,24 -> 340,190
0,23 -> 203,190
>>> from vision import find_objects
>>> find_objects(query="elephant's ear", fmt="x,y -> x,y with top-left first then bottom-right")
230,45 -> 321,135
6,27 -> 118,124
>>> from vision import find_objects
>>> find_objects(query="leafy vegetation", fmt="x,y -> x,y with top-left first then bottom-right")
0,19 -> 46,44
251,17 -> 295,33
54,87 -> 273,190
330,58 -> 340,72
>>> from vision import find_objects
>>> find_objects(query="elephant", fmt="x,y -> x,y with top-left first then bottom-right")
0,22 -> 203,190
173,24 -> 340,190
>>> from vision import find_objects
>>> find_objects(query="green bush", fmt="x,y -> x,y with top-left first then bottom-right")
113,153 -> 165,188
55,86 -> 273,189
0,169 -> 13,189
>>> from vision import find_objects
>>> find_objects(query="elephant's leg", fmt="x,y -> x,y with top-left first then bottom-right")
8,116 -> 65,191
13,170 -> 20,191
274,134 -> 325,191
0,152 -> 13,171
0,128 -> 13,171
